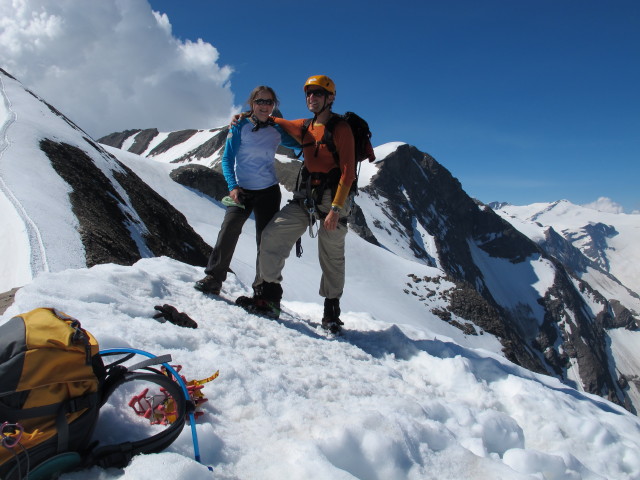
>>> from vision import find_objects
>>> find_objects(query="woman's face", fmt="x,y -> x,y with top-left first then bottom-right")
252,91 -> 275,122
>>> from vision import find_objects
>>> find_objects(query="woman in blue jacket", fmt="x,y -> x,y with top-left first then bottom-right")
195,85 -> 298,296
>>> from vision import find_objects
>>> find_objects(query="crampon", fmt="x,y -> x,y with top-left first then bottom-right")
129,365 -> 219,425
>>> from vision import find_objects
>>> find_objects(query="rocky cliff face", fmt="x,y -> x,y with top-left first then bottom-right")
351,144 -> 631,410
40,137 -> 210,268
99,127 -> 228,165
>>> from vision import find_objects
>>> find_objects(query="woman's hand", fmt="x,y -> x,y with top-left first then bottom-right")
229,188 -> 242,204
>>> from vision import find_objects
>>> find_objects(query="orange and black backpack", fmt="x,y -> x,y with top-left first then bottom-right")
298,111 -> 376,194
0,308 -> 195,479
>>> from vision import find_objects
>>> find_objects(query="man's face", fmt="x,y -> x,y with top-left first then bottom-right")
305,88 -> 334,113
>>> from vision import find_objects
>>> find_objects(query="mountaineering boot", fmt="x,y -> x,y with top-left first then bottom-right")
234,284 -> 264,310
321,298 -> 344,334
194,275 -> 221,295
235,282 -> 282,319
239,297 -> 281,319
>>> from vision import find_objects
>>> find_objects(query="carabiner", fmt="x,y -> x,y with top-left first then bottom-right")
304,197 -> 315,214
1,422 -> 23,449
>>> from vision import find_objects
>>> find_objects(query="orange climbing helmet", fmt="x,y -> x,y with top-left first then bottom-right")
303,75 -> 336,95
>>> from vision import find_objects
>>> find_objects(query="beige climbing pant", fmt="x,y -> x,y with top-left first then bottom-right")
259,190 -> 352,299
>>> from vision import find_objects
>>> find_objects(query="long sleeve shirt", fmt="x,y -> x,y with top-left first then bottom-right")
221,118 -> 299,191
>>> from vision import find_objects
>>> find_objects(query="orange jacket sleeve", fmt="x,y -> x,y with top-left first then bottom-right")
331,120 -> 355,209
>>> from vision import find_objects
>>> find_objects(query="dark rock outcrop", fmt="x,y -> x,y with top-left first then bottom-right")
98,128 -> 159,155
170,164 -> 228,201
148,129 -> 199,157
173,128 -> 228,164
97,129 -> 141,149
0,288 -> 18,315
129,129 -> 160,155
540,226 -> 592,275
538,265 -> 622,402
567,222 -> 618,271
100,127 -> 230,165
40,138 -> 210,268
609,299 -> 639,330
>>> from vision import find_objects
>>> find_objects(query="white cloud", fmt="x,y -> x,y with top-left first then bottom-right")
0,0 -> 237,137
582,197 -> 624,214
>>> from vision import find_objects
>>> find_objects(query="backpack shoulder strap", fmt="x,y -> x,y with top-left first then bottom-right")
298,114 -> 345,166
301,117 -> 313,133
323,113 -> 344,165
300,118 -> 314,145
295,118 -> 315,159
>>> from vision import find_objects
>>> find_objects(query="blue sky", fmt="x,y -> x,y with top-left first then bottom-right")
1,1 -> 637,212
146,0 -> 640,213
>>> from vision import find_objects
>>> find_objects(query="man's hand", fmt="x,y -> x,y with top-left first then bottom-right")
324,208 -> 340,231
230,111 -> 250,127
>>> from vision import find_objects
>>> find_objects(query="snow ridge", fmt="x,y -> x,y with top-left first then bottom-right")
0,73 -> 49,280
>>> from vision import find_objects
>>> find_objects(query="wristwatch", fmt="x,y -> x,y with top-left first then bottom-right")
331,205 -> 340,213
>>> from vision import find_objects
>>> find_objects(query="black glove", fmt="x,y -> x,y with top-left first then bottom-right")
153,304 -> 198,329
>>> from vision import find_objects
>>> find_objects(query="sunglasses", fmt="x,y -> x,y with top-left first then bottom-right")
305,89 -> 329,98
254,98 -> 274,106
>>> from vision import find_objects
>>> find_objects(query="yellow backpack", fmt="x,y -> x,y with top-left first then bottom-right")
0,308 -> 190,479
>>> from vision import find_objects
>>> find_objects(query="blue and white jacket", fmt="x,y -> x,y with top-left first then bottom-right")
222,117 -> 299,191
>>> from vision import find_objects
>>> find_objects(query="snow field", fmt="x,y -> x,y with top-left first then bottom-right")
4,257 -> 639,479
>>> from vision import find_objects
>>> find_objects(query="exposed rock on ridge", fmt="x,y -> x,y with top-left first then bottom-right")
40,138 -> 210,268
357,144 -> 630,410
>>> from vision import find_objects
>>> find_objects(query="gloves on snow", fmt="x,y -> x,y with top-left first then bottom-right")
153,304 -> 198,329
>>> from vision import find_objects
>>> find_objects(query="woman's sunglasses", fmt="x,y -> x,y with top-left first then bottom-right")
254,98 -> 275,106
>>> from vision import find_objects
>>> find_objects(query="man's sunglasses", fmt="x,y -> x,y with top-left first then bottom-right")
305,89 -> 329,98
254,98 -> 275,106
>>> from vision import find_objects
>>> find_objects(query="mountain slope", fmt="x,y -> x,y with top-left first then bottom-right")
98,116 -> 640,413
0,68 -> 210,292
491,200 -> 640,413
355,144 -> 639,410
491,200 -> 640,310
